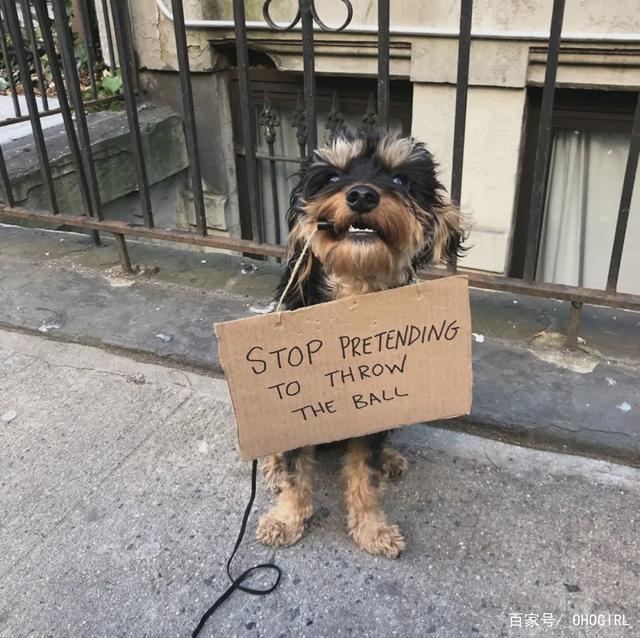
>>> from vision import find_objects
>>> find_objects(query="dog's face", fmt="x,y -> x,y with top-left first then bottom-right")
282,131 -> 465,304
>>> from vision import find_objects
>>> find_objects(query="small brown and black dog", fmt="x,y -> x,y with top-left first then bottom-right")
257,130 -> 466,558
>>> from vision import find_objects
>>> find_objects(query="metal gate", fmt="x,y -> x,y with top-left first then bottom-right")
0,0 -> 639,348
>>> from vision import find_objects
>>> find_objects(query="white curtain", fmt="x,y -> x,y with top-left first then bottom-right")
537,128 -> 640,295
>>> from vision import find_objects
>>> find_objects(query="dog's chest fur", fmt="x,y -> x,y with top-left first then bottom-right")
327,271 -> 409,300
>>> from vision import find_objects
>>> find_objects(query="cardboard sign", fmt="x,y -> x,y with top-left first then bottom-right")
215,275 -> 472,460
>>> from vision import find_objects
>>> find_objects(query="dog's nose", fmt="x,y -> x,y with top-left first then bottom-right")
346,185 -> 379,214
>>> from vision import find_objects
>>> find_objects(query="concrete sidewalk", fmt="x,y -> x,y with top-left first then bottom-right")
1,329 -> 639,637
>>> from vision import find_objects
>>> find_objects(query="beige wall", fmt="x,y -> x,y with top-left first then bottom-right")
158,0 -> 640,35
128,1 -> 640,79
125,0 -> 640,272
412,84 -> 526,273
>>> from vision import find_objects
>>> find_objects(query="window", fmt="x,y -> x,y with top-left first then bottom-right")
511,89 -> 640,294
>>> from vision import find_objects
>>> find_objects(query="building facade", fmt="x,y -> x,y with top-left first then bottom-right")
102,0 -> 640,294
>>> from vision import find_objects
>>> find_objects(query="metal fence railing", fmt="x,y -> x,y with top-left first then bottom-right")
0,0 -> 639,348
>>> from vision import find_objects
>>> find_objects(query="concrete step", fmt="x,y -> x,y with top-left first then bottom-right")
0,103 -> 189,224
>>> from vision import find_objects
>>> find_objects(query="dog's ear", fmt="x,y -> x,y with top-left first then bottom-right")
414,199 -> 469,269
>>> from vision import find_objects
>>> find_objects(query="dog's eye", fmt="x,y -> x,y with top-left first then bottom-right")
392,175 -> 407,186
328,174 -> 340,184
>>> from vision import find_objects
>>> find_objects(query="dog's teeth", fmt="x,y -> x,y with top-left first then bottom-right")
347,225 -> 376,233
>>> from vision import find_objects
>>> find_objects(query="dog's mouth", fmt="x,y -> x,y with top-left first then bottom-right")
327,219 -> 383,242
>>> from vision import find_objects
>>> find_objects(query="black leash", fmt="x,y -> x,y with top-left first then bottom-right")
192,459 -> 282,637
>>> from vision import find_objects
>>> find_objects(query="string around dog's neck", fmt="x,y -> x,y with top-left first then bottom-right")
274,228 -> 317,315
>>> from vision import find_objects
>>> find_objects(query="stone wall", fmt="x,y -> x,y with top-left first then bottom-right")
0,105 -> 189,226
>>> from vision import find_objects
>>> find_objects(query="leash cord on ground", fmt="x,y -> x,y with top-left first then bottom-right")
193,229 -> 309,635
192,460 -> 282,637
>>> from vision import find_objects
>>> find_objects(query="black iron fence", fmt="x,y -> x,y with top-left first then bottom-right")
0,0 -> 639,347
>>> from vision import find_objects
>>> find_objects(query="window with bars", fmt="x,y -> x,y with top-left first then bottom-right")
230,69 -> 412,246
511,88 -> 640,295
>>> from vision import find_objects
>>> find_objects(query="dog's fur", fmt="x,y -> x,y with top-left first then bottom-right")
256,130 -> 466,557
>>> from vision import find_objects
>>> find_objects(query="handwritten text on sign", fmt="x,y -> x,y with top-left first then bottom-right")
215,276 -> 472,460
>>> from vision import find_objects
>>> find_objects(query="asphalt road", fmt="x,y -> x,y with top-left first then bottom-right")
1,329 -> 639,637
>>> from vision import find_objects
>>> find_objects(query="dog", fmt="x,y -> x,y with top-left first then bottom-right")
256,130 -> 466,558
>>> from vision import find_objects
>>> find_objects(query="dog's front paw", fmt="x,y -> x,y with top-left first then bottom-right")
350,520 -> 406,558
381,448 -> 408,481
256,510 -> 306,548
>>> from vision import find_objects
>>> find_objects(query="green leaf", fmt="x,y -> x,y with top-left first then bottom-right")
100,73 -> 123,94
